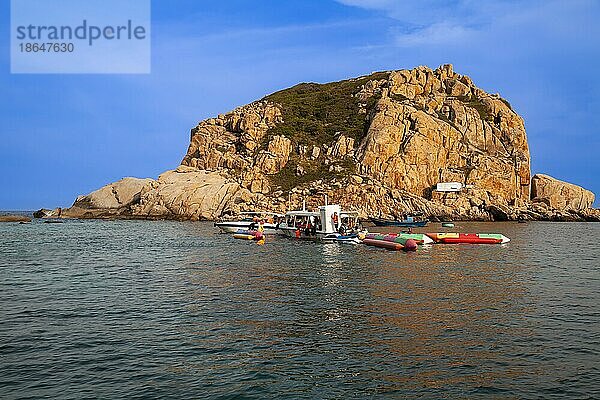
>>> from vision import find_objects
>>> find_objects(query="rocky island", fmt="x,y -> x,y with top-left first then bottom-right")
38,64 -> 598,221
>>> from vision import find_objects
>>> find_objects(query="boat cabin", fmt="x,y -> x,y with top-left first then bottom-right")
284,210 -> 321,230
280,204 -> 351,238
339,211 -> 361,234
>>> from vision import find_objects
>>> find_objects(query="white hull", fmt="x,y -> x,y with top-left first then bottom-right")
278,227 -> 363,244
278,226 -> 326,239
278,225 -> 357,240
215,221 -> 278,235
322,233 -> 362,244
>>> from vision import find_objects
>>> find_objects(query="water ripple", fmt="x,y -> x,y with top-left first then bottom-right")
0,220 -> 599,399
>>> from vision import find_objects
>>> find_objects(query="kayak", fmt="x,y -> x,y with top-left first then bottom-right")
426,233 -> 510,244
364,233 -> 433,245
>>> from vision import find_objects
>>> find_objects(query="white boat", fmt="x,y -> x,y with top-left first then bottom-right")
278,203 -> 364,241
214,212 -> 283,234
322,232 -> 363,244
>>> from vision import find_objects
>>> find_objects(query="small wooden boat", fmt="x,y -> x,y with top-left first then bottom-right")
215,212 -> 282,234
426,233 -> 510,244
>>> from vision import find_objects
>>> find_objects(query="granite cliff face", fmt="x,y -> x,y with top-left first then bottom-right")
47,64 -> 598,221
531,174 -> 595,210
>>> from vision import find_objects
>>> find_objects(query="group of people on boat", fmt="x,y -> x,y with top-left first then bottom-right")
248,215 -> 269,233
293,215 -> 320,237
332,211 -> 363,235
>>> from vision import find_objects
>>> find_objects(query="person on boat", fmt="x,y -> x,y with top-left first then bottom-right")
332,212 -> 339,227
338,223 -> 347,235
250,215 -> 259,230
305,218 -> 312,236
258,220 -> 265,233
308,216 -> 317,236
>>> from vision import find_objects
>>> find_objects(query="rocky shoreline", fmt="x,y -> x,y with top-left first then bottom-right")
0,214 -> 31,223
35,64 -> 599,222
34,170 -> 599,223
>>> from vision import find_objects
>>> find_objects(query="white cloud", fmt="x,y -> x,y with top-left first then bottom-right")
334,0 -> 542,48
335,0 -> 396,9
335,0 -> 489,24
394,22 -> 475,47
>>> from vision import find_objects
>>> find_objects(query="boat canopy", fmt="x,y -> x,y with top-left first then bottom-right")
284,210 -> 319,217
239,211 -> 285,217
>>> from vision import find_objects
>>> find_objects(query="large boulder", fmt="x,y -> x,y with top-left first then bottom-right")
131,165 -> 248,220
73,177 -> 154,209
58,166 -> 254,220
33,209 -> 54,218
531,174 -> 595,210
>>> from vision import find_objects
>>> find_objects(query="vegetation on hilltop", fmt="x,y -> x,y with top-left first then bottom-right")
262,71 -> 389,146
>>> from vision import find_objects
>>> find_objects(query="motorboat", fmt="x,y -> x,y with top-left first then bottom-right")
278,203 -> 363,241
214,212 -> 283,234
322,232 -> 363,244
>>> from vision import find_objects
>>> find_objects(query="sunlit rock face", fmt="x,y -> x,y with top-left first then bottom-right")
51,64 -> 597,221
531,174 -> 595,211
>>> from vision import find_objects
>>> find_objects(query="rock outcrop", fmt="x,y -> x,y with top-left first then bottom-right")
73,177 -> 154,210
356,66 -> 530,207
130,166 -> 248,220
531,174 -> 595,210
0,214 -> 31,223
54,167 -> 257,220
44,64 -> 597,221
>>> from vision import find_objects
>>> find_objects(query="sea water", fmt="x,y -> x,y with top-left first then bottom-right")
1,219 -> 599,399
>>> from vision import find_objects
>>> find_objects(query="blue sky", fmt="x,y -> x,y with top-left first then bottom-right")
1,0 -> 599,209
